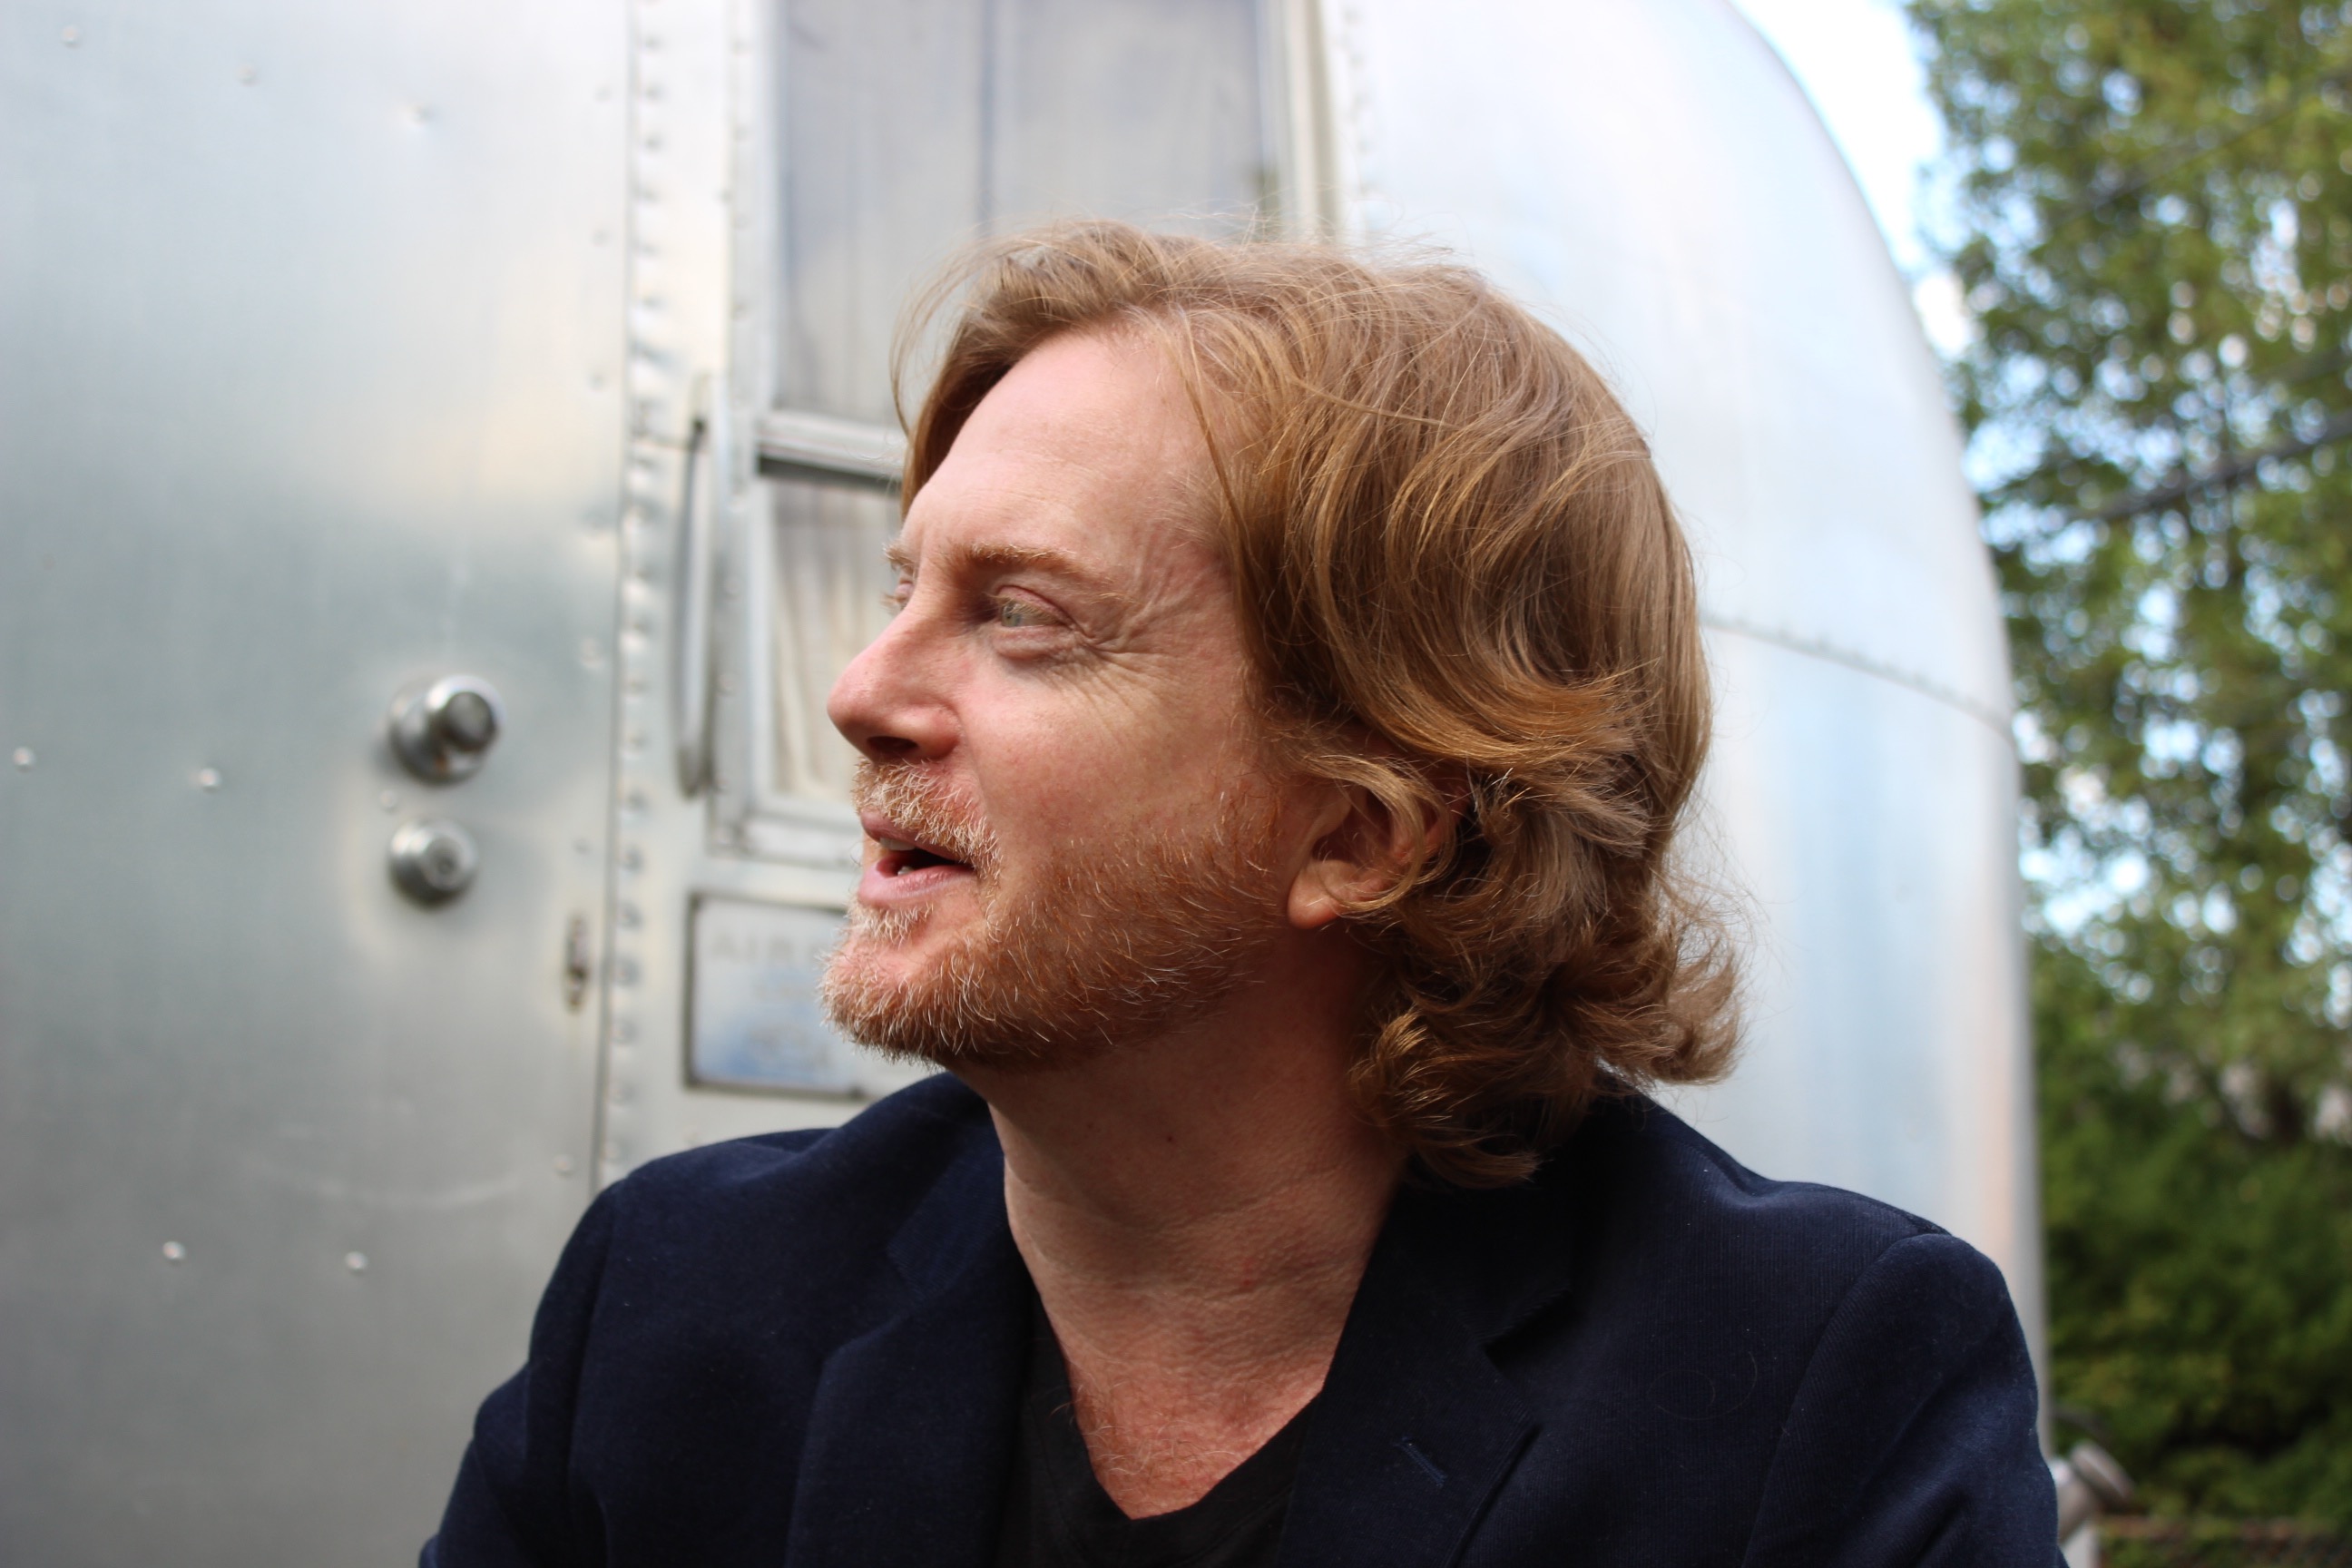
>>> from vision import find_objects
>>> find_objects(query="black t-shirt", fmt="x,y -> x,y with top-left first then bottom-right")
991,1299 -> 1314,1568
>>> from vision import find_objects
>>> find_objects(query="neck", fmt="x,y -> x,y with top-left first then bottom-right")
957,944 -> 1402,1516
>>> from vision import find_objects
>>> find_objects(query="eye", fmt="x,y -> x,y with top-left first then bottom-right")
882,578 -> 913,614
993,596 -> 1049,629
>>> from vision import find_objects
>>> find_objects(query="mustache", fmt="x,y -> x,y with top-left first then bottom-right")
849,760 -> 998,870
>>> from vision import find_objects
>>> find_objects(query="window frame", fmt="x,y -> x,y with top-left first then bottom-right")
705,0 -> 1336,867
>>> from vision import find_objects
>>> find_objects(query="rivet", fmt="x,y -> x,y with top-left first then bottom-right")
553,1154 -> 575,1176
60,25 -> 80,45
573,837 -> 593,855
11,747 -> 32,770
589,371 -> 608,391
580,637 -> 604,667
237,64 -> 257,83
378,789 -> 399,812
344,1251 -> 368,1273
195,768 -> 222,791
162,1241 -> 186,1262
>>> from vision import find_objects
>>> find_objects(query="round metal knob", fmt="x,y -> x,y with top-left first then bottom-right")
388,818 -> 479,903
389,675 -> 505,782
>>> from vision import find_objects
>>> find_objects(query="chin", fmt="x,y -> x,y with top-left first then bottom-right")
820,925 -> 1097,1073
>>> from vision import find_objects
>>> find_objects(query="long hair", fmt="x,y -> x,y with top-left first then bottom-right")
897,221 -> 1738,1185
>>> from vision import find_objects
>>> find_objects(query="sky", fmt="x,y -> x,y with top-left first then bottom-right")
1729,0 -> 1973,353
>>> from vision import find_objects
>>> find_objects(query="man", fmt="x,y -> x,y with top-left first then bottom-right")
426,224 -> 2058,1566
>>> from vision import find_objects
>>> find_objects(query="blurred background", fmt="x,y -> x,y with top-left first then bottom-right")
1759,1 -> 2352,1556
2,1 -> 2346,1563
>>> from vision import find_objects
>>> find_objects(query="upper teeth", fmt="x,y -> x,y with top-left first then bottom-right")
877,836 -> 916,853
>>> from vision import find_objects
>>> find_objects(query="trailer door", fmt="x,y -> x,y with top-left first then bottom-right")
600,0 -> 1317,1171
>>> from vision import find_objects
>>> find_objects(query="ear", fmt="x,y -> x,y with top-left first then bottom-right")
1286,776 -> 1462,931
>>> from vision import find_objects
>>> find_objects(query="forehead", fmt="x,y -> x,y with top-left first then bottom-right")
898,331 -> 1220,576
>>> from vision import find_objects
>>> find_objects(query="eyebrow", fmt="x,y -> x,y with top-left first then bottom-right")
886,539 -> 1100,585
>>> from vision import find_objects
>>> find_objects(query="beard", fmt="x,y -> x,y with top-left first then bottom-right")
819,759 -> 1290,1071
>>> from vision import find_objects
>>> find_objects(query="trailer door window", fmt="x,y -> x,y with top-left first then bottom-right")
776,0 -> 1270,426
744,0 -> 1275,836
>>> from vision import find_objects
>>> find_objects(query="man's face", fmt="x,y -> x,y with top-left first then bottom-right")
820,330 -> 1301,1066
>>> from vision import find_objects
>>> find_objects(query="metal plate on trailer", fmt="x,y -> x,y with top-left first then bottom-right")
687,895 -> 862,1094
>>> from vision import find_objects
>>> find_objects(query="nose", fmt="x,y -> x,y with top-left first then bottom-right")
828,606 -> 957,764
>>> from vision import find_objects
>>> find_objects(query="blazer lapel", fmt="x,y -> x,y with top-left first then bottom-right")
778,1090 -> 1597,1568
1280,1171 -> 1582,1568
783,1133 -> 1031,1568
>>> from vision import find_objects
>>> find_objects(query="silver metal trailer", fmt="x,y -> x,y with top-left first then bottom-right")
0,1 -> 2032,1561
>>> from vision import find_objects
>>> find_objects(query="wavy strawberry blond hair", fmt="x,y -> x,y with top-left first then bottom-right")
897,222 -> 1737,1186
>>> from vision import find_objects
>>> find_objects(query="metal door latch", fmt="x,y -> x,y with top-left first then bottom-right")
388,818 -> 479,903
563,915 -> 593,1008
388,675 -> 505,782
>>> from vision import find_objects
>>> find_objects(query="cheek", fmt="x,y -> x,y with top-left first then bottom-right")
968,669 -> 1262,842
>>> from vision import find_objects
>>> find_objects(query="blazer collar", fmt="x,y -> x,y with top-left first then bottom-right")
1278,1164 -> 1582,1568
783,1083 -> 1595,1568
784,1113 -> 1029,1568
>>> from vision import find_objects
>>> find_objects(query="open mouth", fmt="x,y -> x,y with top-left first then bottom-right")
869,828 -> 975,879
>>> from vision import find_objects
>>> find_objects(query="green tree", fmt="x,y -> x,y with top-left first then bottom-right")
1908,0 -> 2352,1524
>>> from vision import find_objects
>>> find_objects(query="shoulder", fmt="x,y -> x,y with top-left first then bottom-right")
586,1072 -> 1000,1320
1469,1093 -> 2027,1425
1540,1093 -> 1988,1337
1568,1093 -> 1944,1264
1457,1098 -> 2051,1560
422,1079 -> 1011,1564
1561,1095 -> 2027,1371
1566,1098 -> 2026,1393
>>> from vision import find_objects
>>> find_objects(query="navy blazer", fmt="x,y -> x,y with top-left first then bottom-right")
425,1074 -> 2058,1566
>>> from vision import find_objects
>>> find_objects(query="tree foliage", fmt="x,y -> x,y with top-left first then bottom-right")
1908,0 -> 2352,1522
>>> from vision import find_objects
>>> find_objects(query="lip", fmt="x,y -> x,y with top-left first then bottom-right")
856,811 -> 978,906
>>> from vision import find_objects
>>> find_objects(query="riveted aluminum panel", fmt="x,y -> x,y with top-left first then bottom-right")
0,3 -> 627,1561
